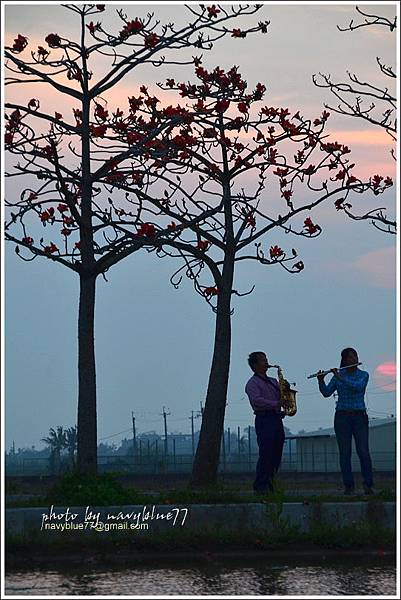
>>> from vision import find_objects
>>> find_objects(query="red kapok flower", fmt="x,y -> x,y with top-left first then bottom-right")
45,33 -> 61,48
12,34 -> 28,53
44,242 -> 58,254
28,98 -> 39,109
167,222 -> 177,231
207,5 -> 220,18
137,223 -> 156,238
22,237 -> 34,245
55,112 -> 63,120
237,102 -> 248,114
87,21 -> 102,35
304,217 -> 320,234
144,33 -> 159,48
270,245 -> 284,259
37,46 -> 49,60
120,18 -> 144,39
96,4 -> 105,10
215,99 -> 230,113
57,203 -> 69,213
203,286 -> 219,297
293,261 -> 304,271
232,28 -> 246,38
197,240 -> 209,251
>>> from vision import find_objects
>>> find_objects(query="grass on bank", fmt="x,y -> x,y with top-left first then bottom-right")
5,472 -> 396,508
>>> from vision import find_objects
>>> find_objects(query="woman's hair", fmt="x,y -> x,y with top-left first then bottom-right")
340,347 -> 358,368
248,352 -> 264,372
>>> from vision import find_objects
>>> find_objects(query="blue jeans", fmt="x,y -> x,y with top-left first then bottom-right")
334,411 -> 373,489
254,413 -> 285,492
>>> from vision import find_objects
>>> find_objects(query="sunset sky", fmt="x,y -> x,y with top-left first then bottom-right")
4,2 -> 397,450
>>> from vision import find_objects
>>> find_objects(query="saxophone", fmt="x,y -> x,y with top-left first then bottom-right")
270,364 -> 297,416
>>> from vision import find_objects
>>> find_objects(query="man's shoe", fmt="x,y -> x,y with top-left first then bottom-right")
344,486 -> 355,496
363,485 -> 375,495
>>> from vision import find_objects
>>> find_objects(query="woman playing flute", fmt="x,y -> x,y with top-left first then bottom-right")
317,347 -> 374,495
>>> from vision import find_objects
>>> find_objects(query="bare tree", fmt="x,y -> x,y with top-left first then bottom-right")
104,64 -> 393,486
312,5 -> 396,234
4,3 -> 269,475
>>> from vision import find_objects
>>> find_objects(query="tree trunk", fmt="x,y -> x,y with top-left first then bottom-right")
77,272 -> 98,475
190,258 -> 234,488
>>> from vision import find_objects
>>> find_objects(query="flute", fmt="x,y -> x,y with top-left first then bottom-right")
307,362 -> 362,379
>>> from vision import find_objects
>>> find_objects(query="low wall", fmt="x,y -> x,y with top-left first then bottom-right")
6,502 -> 396,542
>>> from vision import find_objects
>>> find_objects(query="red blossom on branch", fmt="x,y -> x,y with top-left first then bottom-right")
119,18 -> 144,39
203,286 -> 219,297
12,34 -> 28,53
44,242 -> 58,254
45,33 -> 61,48
232,29 -> 246,38
304,217 -> 320,234
144,33 -> 159,48
269,245 -> 284,259
137,223 -> 156,238
207,5 -> 220,18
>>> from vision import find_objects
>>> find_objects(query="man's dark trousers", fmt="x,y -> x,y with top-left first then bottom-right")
254,412 -> 285,492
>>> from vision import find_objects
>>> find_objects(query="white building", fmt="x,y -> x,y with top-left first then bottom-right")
294,416 -> 396,472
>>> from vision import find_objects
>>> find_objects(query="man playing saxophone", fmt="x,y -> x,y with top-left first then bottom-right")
245,351 -> 288,494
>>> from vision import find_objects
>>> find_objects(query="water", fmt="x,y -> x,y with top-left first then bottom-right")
5,562 -> 396,596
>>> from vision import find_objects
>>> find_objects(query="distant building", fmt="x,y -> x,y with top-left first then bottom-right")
293,416 -> 396,472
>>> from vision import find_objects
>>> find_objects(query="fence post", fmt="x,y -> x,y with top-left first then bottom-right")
248,426 -> 251,471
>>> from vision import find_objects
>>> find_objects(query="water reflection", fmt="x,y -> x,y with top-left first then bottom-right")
6,563 -> 396,596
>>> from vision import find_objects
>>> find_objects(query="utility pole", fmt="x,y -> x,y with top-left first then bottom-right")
161,406 -> 170,456
190,411 -> 195,456
131,412 -> 137,458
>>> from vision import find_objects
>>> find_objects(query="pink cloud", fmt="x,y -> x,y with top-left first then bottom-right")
323,246 -> 396,289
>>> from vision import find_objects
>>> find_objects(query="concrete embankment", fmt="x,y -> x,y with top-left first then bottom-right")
6,502 -> 396,541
